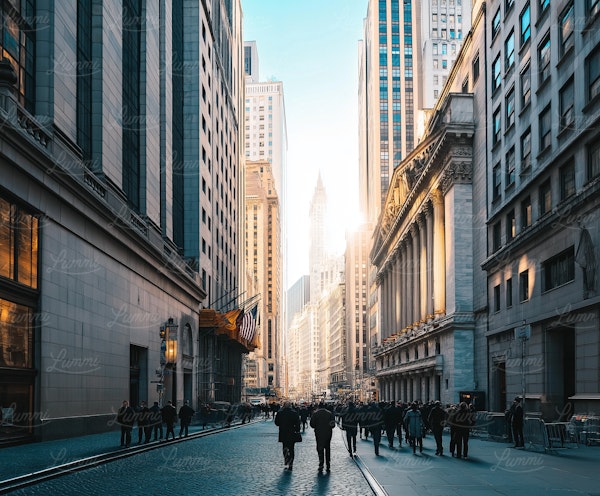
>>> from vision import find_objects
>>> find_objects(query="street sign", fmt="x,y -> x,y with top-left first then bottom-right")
515,324 -> 531,340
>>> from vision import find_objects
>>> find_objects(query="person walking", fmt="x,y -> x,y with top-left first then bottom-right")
454,401 -> 475,459
428,400 -> 448,455
117,400 -> 135,448
365,401 -> 384,455
340,401 -> 359,456
383,401 -> 401,448
149,401 -> 163,440
310,402 -> 336,472
161,400 -> 177,441
511,396 -> 525,448
178,400 -> 195,437
404,402 -> 424,454
299,404 -> 310,432
136,401 -> 151,444
274,401 -> 301,471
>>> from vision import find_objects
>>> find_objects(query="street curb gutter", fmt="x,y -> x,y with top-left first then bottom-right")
353,454 -> 388,496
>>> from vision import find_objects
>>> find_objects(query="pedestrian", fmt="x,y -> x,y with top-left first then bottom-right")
274,401 -> 301,471
404,402 -> 424,454
299,404 -> 309,432
383,401 -> 401,448
447,404 -> 457,456
366,401 -> 384,455
117,400 -> 135,448
428,400 -> 448,455
136,401 -> 151,444
200,403 -> 211,429
149,401 -> 163,440
161,400 -> 177,441
310,402 -> 336,472
454,401 -> 475,459
178,400 -> 195,437
340,401 -> 359,456
395,401 -> 405,447
511,396 -> 524,448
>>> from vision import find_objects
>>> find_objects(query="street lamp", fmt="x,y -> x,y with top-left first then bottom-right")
165,318 -> 178,365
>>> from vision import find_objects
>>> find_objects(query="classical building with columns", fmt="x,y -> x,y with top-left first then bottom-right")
370,93 -> 477,405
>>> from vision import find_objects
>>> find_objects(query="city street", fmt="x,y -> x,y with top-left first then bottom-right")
2,419 -> 600,496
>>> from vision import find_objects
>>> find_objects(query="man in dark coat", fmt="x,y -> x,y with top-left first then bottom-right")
178,400 -> 195,437
383,401 -> 401,448
428,400 -> 448,455
340,401 -> 359,456
274,401 -> 301,470
365,402 -> 384,455
136,401 -> 151,444
511,396 -> 524,448
117,400 -> 135,447
310,402 -> 336,471
149,401 -> 163,440
161,400 -> 177,441
299,404 -> 310,432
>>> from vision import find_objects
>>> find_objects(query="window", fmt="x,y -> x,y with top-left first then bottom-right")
519,270 -> 530,302
505,31 -> 515,71
506,210 -> 516,241
493,106 -> 502,145
560,78 -> 575,131
520,3 -> 531,45
521,128 -> 532,172
539,179 -> 552,216
492,8 -> 501,38
494,284 -> 501,312
588,140 -> 600,180
538,34 -> 551,85
543,247 -> 575,292
560,161 -> 575,200
560,3 -> 574,56
506,0 -> 515,11
539,0 -> 550,16
521,196 -> 532,229
539,104 -> 552,151
506,277 -> 513,307
506,88 -> 515,129
433,43 -> 438,55
473,52 -> 480,81
493,221 -> 502,251
0,3 -> 35,112
587,48 -> 600,101
506,146 -> 516,186
521,63 -> 531,108
493,162 -> 502,199
492,53 -> 502,91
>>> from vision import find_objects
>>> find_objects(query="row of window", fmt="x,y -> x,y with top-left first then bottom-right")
492,246 -> 575,312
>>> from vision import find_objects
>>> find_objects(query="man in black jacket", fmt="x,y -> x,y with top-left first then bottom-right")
511,396 -> 524,448
178,400 -> 195,437
161,401 -> 177,441
428,401 -> 448,455
274,402 -> 301,471
117,400 -> 135,447
310,402 -> 336,471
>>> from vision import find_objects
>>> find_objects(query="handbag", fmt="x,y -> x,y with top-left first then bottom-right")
293,431 -> 302,443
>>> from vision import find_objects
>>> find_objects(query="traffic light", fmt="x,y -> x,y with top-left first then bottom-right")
372,390 -> 378,401
159,326 -> 166,340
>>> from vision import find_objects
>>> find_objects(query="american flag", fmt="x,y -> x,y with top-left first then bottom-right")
239,304 -> 258,341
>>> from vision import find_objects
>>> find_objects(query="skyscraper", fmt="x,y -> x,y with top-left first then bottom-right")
359,0 -> 472,224
0,0 -> 245,442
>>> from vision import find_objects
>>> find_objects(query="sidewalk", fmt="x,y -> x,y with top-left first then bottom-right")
0,422 -> 222,481
354,431 -> 600,496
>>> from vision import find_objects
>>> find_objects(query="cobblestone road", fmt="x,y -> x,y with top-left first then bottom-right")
7,420 -> 374,496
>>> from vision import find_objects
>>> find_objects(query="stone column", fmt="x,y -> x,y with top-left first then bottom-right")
394,250 -> 401,333
432,190 -> 446,315
406,236 -> 413,327
411,224 -> 420,326
426,202 -> 434,318
418,214 -> 427,323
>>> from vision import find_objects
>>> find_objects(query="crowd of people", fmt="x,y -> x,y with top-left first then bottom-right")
272,398 -> 484,472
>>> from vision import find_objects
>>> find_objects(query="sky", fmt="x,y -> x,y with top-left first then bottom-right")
242,0 -> 369,289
